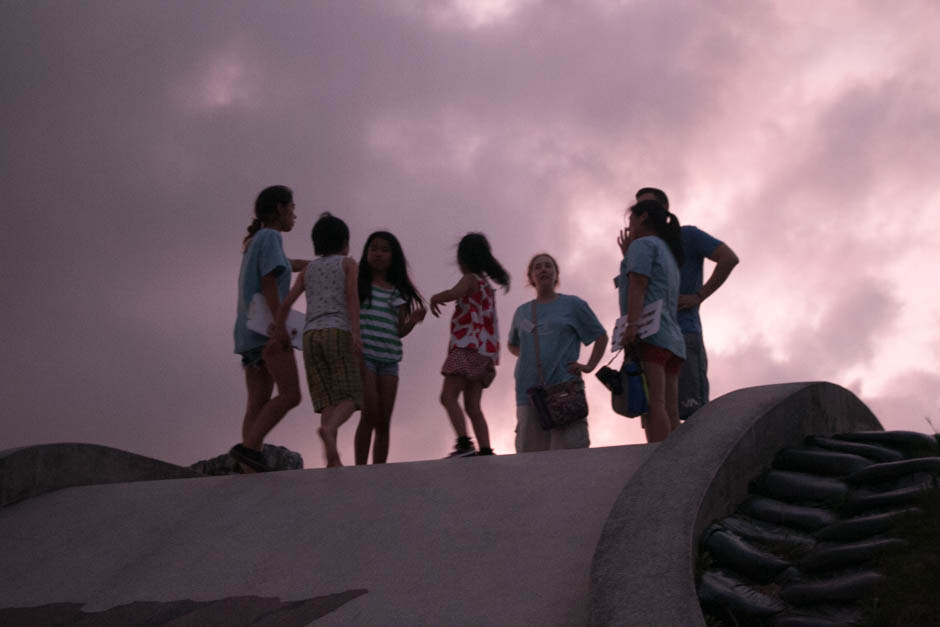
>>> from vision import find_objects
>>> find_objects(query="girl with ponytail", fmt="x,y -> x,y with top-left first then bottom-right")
231,185 -> 303,472
617,199 -> 686,443
429,232 -> 510,457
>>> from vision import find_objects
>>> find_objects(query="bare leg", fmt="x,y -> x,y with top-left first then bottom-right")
239,365 -> 274,472
319,398 -> 357,467
440,375 -> 468,437
665,370 -> 680,432
642,362 -> 671,443
354,366 -> 379,465
372,374 -> 398,464
463,381 -> 490,450
243,339 -> 301,450
242,366 -> 274,444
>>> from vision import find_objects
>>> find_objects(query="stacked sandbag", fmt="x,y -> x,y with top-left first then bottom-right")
697,430 -> 939,626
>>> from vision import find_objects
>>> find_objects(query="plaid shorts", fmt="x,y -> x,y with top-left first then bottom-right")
302,328 -> 362,413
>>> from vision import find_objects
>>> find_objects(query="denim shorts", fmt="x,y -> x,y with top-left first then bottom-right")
240,345 -> 265,369
362,356 -> 400,377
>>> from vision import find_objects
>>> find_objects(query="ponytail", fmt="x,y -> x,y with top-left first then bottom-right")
243,185 -> 293,251
457,232 -> 511,293
483,254 -> 511,292
663,212 -> 684,267
242,217 -> 264,251
630,199 -> 684,267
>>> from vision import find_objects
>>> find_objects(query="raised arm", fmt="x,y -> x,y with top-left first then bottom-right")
429,273 -> 479,317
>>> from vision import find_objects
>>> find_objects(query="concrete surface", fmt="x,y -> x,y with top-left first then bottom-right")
1,444 -> 653,626
590,382 -> 882,626
0,443 -> 201,507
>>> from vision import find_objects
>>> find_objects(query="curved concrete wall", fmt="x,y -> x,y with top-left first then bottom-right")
589,382 -> 882,626
0,443 -> 201,507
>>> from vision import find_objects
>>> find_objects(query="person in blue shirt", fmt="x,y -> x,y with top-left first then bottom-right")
618,200 -> 686,442
508,253 -> 608,451
635,188 -> 739,420
231,185 -> 305,472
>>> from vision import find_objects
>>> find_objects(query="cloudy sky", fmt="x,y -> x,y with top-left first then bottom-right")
3,0 -> 939,468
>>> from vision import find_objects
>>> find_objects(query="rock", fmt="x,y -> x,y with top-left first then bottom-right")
190,444 -> 303,475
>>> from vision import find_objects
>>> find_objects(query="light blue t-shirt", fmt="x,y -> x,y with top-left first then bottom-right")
678,225 -> 722,334
233,229 -> 291,354
508,294 -> 606,407
618,236 -> 686,360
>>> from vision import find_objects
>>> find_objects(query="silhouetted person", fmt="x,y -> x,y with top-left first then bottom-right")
232,185 -> 303,472
618,200 -> 686,442
635,187 -> 739,420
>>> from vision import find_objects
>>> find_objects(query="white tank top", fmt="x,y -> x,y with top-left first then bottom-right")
303,255 -> 350,332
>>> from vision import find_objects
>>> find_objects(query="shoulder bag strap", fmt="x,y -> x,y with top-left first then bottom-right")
531,301 -> 545,386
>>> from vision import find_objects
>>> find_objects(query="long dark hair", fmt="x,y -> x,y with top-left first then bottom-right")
243,185 -> 292,250
457,232 -> 510,292
630,199 -> 684,266
358,231 -> 425,313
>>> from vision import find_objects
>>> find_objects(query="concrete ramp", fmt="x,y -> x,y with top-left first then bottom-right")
1,444 -> 653,625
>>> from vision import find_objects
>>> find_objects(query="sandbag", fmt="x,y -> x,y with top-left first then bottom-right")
698,570 -> 786,617
753,470 -> 848,504
771,605 -> 866,627
703,528 -> 791,582
846,457 -> 940,485
799,537 -> 908,571
742,496 -> 837,530
841,481 -> 934,515
780,570 -> 884,605
834,430 -> 939,455
719,516 -> 816,554
772,614 -> 859,627
815,508 -> 921,541
806,435 -> 904,463
773,448 -> 872,477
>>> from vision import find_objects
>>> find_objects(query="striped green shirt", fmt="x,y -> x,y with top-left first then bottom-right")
360,285 -> 405,363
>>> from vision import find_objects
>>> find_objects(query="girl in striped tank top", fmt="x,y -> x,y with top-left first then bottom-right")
354,231 -> 427,464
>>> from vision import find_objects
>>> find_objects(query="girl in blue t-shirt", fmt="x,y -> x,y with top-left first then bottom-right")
353,231 -> 426,465
231,185 -> 303,472
618,199 -> 686,443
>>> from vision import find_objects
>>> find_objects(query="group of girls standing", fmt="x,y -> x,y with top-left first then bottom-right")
232,184 -> 687,470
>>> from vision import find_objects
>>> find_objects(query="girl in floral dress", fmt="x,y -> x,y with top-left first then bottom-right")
429,233 -> 510,457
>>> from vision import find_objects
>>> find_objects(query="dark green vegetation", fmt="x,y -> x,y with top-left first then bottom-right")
865,487 -> 940,626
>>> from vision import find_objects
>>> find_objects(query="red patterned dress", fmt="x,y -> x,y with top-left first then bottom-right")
440,274 -> 500,386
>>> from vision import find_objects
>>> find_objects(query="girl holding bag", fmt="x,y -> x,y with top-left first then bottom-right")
507,253 -> 608,452
617,199 -> 686,443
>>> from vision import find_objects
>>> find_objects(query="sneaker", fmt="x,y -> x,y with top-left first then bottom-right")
447,436 -> 476,458
476,447 -> 495,456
